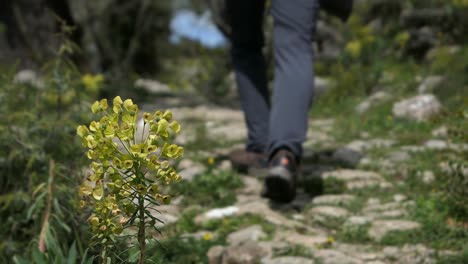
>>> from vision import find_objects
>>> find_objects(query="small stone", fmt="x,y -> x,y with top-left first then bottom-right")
367,198 -> 381,206
179,164 -> 205,181
387,151 -> 411,163
393,194 -> 407,202
331,148 -> 363,168
346,139 -> 396,152
237,201 -> 304,228
312,194 -> 356,206
356,91 -> 391,113
209,122 -> 247,141
417,76 -> 445,94
368,220 -> 421,241
219,160 -> 232,171
262,256 -> 315,264
277,231 -> 329,248
315,77 -> 331,97
366,209 -> 407,219
424,139 -> 448,150
155,213 -> 179,228
134,79 -> 171,94
392,94 -> 441,122
383,246 -> 399,259
227,225 -> 266,246
322,169 -> 383,182
315,249 -> 362,264
178,159 -> 197,170
13,69 -> 44,88
239,177 -> 263,196
347,180 -> 391,190
195,206 -> 239,223
358,253 -> 380,261
431,126 -> 448,138
421,171 -> 435,184
364,201 -> 405,213
292,214 -> 305,221
309,206 -> 349,221
344,216 -> 371,227
222,241 -> 269,264
207,246 -> 225,264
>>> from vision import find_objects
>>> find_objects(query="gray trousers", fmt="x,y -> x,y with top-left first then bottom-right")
227,0 -> 319,160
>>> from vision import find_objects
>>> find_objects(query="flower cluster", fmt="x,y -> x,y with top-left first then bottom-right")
77,96 -> 183,245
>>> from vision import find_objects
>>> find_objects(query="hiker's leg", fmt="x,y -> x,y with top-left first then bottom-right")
268,0 -> 319,160
227,0 -> 269,153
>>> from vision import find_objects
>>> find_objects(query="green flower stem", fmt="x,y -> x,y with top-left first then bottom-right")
137,192 -> 146,264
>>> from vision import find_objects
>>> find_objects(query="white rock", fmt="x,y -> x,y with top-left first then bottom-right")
315,250 -> 363,264
417,76 -> 445,94
312,194 -> 356,206
368,220 -> 421,241
393,194 -> 407,202
262,256 -> 314,264
431,126 -> 448,138
421,171 -> 435,184
134,79 -> 171,94
392,94 -> 441,122
310,206 -> 349,220
346,139 -> 396,152
13,69 -> 44,88
205,206 -> 239,219
179,164 -> 205,181
315,77 -> 331,97
322,169 -> 383,182
356,91 -> 391,113
344,216 -> 371,227
227,225 -> 266,246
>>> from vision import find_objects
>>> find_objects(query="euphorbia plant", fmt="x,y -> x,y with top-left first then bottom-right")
77,96 -> 183,264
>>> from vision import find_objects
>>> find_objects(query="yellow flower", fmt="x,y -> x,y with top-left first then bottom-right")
345,40 -> 362,58
82,74 -> 104,93
162,110 -> 172,121
76,125 -> 89,138
123,160 -> 133,169
208,157 -> 215,165
113,96 -> 123,113
203,232 -> 212,241
169,121 -> 181,134
143,112 -> 153,123
123,99 -> 134,111
89,216 -> 100,226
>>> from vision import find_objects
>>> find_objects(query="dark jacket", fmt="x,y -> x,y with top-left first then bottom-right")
320,0 -> 354,21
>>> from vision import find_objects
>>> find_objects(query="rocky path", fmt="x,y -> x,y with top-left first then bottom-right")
139,92 -> 463,264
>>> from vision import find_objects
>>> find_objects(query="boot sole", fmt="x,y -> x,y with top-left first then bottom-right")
263,167 -> 296,203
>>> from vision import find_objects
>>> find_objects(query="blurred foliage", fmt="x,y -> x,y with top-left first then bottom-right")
0,37 -> 97,261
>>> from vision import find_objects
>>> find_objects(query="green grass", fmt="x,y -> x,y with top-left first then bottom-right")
201,214 -> 276,240
337,224 -> 372,243
436,246 -> 468,264
146,235 -> 224,264
272,244 -> 314,258
169,169 -> 243,208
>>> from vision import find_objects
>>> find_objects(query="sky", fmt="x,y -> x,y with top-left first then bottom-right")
169,9 -> 227,48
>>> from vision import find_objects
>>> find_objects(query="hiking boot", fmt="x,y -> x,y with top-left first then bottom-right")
262,149 -> 297,203
229,149 -> 267,173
